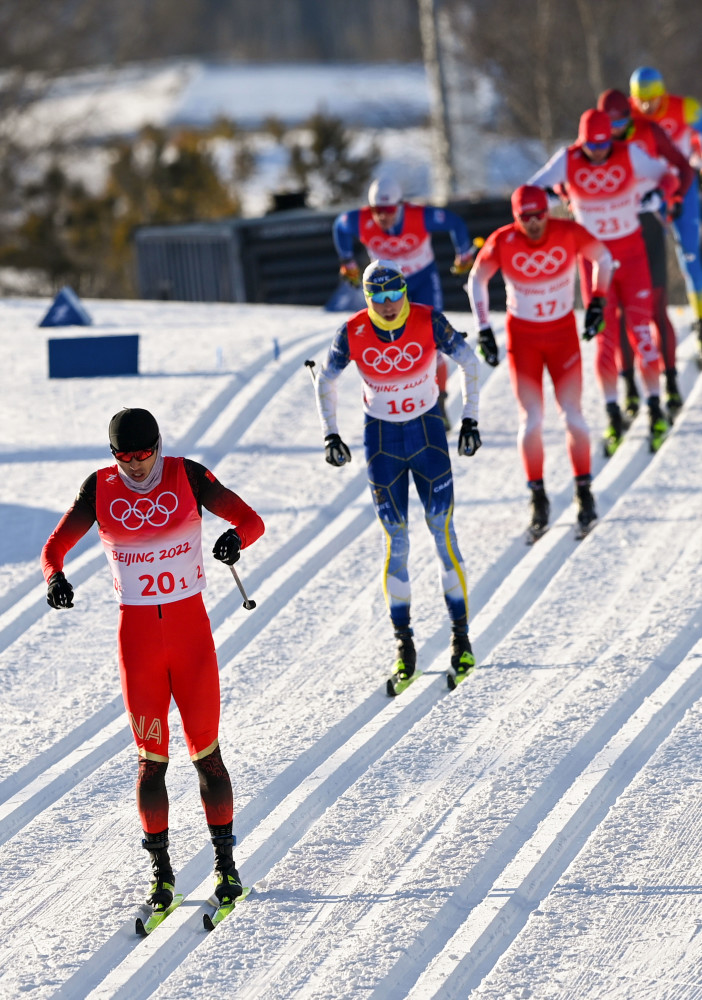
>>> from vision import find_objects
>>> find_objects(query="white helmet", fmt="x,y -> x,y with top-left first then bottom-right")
368,176 -> 402,208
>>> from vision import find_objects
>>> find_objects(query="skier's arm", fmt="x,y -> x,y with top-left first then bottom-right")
526,148 -> 569,191
650,120 -> 695,198
41,474 -> 97,582
466,239 -> 500,332
332,210 -> 362,263
314,325 -> 352,438
433,312 -> 479,422
573,224 -> 614,297
423,205 -> 474,271
185,460 -> 264,551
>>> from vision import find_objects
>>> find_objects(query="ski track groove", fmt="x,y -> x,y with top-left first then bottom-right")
2,322 -> 698,997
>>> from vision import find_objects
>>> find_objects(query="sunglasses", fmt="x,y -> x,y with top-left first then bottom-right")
518,210 -> 547,222
368,287 -> 406,303
372,204 -> 398,214
610,116 -> 630,130
584,140 -> 611,151
111,445 -> 157,462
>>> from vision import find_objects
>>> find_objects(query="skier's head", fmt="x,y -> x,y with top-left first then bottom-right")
511,185 -> 548,239
629,66 -> 666,114
109,407 -> 159,458
368,176 -> 402,230
578,108 -> 612,163
363,259 -> 408,324
597,89 -> 632,138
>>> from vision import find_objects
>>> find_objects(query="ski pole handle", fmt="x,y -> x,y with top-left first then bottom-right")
304,359 -> 317,381
230,565 -> 256,610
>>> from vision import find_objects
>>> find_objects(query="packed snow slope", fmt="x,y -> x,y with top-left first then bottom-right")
0,297 -> 701,1000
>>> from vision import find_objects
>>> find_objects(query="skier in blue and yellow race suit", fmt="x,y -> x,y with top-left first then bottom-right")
313,260 -> 494,693
333,176 -> 477,427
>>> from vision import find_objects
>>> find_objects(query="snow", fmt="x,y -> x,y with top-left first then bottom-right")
0,295 -> 701,999
2,60 -> 549,220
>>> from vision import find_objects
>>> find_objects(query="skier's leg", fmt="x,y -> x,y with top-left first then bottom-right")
165,595 -> 233,827
506,317 -> 547,484
407,407 -> 468,623
545,315 -> 591,479
364,415 -> 412,632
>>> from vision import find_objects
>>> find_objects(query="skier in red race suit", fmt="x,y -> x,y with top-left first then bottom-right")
528,108 -> 680,455
597,87 -> 695,422
467,185 -> 613,541
333,176 -> 479,428
41,407 -> 264,914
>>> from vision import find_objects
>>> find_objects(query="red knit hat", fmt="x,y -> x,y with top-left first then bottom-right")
511,185 -> 548,219
597,89 -> 631,120
578,109 -> 612,145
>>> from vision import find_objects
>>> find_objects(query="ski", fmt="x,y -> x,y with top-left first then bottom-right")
203,885 -> 251,930
447,663 -> 476,691
386,669 -> 422,697
574,519 -> 597,541
525,524 -> 548,546
135,893 -> 185,937
649,424 -> 669,453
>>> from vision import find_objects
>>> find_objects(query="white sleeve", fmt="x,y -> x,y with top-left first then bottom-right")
450,339 -> 480,423
526,147 -> 569,189
314,364 -> 341,438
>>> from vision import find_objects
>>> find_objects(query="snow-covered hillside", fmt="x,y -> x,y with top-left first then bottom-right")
0,297 -> 700,999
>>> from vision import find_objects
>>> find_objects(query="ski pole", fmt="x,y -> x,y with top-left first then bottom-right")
304,358 -> 316,381
230,565 -> 256,610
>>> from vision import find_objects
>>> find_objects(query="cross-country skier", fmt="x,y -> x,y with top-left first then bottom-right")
312,260 -> 487,692
41,408 -> 264,917
528,108 -> 679,454
467,185 -> 614,542
333,175 -> 478,428
629,66 -> 702,364
597,87 -> 695,422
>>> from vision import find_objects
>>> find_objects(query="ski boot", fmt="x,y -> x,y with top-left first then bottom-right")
648,395 -> 669,452
574,474 -> 597,539
603,401 -> 624,457
387,628 -> 417,696
438,391 -> 451,431
664,369 -> 683,423
210,824 -> 244,904
526,479 -> 550,544
142,829 -> 175,911
621,370 -> 640,425
448,618 -> 476,690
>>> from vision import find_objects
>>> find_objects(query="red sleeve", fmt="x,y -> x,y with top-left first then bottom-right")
651,121 -> 694,197
41,477 -> 97,582
185,460 -> 265,549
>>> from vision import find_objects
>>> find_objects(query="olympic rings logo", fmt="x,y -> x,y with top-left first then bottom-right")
574,165 -> 626,193
366,234 -> 419,254
512,246 -> 567,276
362,342 -> 422,374
110,492 -> 179,531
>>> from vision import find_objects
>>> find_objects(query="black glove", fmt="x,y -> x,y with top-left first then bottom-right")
458,418 -> 482,457
583,297 -> 606,341
47,571 -> 74,609
478,327 -> 499,366
325,433 -> 351,467
669,196 -> 684,220
212,528 -> 241,565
